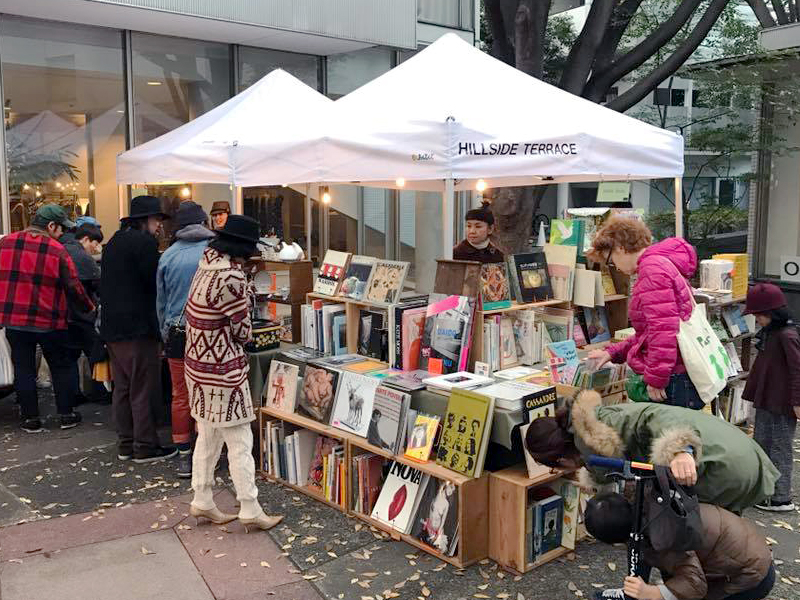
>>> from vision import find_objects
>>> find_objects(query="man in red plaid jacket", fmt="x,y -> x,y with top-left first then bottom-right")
0,204 -> 94,433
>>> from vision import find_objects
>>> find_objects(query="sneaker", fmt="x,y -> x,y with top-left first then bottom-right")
594,589 -> 625,600
60,411 -> 82,430
177,451 -> 192,479
756,499 -> 796,512
132,446 -> 179,464
118,452 -> 132,461
20,418 -> 46,433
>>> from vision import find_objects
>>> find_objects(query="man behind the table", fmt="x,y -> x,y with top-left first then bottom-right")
452,201 -> 505,264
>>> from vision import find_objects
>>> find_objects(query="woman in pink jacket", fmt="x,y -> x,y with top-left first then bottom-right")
587,217 -> 703,409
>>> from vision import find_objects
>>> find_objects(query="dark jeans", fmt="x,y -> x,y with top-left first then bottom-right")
6,329 -> 77,418
664,373 -> 704,410
723,563 -> 775,600
107,338 -> 161,455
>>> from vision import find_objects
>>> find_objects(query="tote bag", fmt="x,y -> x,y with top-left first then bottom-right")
664,261 -> 729,404
0,328 -> 13,387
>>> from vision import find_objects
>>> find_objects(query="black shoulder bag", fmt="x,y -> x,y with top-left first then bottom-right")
165,302 -> 188,359
646,465 -> 703,552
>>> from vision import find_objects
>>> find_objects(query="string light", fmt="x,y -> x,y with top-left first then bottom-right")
22,184 -> 30,191
89,183 -> 96,191
180,186 -> 191,198
322,191 -> 331,204
395,178 -> 406,188
35,190 -> 41,197
476,179 -> 487,192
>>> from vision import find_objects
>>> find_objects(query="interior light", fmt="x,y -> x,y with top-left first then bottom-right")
22,184 -> 30,191
476,179 -> 487,192
147,81 -> 162,86
322,192 -> 331,204
180,186 -> 191,198
89,183 -> 96,191
35,191 -> 41,197
78,197 -> 90,213
56,182 -> 62,189
395,178 -> 406,188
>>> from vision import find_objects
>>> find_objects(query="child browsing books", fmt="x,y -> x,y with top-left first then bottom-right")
742,283 -> 800,512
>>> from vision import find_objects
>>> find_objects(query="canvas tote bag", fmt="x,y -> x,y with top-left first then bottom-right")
662,259 -> 729,404
0,328 -> 13,387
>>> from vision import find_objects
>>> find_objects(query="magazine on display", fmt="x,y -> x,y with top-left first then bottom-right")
382,370 -> 429,393
314,250 -> 352,296
404,413 -> 441,462
435,389 -> 495,478
584,306 -> 611,344
367,386 -> 412,454
480,263 -> 512,310
423,371 -> 494,393
420,294 -> 476,374
410,477 -> 460,557
297,365 -> 340,424
330,372 -> 381,438
370,461 -> 430,534
398,305 -> 427,371
508,251 -> 553,303
357,309 -> 388,360
365,260 -> 409,304
340,255 -> 377,300
264,360 -> 300,413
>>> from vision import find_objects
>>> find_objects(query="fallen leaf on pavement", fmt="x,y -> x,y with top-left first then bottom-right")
141,547 -> 156,555
261,561 -> 271,568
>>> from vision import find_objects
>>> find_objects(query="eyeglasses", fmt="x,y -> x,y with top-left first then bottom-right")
606,249 -> 615,269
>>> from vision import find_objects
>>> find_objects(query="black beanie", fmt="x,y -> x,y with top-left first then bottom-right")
465,201 -> 494,226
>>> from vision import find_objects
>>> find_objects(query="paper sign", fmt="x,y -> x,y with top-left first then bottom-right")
596,182 -> 631,204
427,358 -> 444,375
781,256 -> 800,283
474,361 -> 490,377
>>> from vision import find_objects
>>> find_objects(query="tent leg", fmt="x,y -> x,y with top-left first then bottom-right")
674,177 -> 683,238
443,178 -> 455,260
118,184 -> 127,219
305,183 -> 312,256
233,186 -> 243,215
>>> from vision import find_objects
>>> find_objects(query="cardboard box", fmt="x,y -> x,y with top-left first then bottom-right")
556,381 -> 628,406
713,253 -> 748,299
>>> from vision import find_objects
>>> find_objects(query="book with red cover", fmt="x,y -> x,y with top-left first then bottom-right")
401,306 -> 427,371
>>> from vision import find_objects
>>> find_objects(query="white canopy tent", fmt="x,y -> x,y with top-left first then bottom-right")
117,34 -> 685,258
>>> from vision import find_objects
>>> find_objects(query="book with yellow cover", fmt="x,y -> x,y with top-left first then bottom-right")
343,359 -> 387,374
435,389 -> 495,478
404,413 -> 440,462
713,253 -> 748,299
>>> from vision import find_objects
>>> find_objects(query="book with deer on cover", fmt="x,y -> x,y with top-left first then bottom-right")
264,360 -> 299,412
330,372 -> 381,438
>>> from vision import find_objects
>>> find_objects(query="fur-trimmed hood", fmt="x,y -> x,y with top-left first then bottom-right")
571,390 -> 703,464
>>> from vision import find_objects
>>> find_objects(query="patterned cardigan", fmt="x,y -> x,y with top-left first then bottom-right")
184,247 -> 254,427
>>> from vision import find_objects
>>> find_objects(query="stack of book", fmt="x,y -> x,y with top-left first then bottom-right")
351,453 -> 387,515
525,479 -> 581,564
301,300 -> 348,355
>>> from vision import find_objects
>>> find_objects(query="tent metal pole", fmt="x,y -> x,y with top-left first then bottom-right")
305,183 -> 312,255
233,186 -> 243,215
118,184 -> 127,218
443,178 -> 455,260
674,177 -> 683,238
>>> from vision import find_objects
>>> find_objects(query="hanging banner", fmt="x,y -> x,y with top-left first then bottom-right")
596,182 -> 631,203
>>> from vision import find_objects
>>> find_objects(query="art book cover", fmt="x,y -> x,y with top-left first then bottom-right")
534,495 -> 564,558
546,340 -> 580,384
500,316 -> 519,368
343,360 -> 387,374
332,314 -> 348,355
435,389 -> 494,478
340,255 -> 377,300
367,385 -> 411,454
510,252 -> 552,303
543,244 -> 577,302
522,386 -> 557,423
404,413 -> 441,462
370,461 -> 429,534
297,365 -> 340,424
330,372 -> 381,438
366,260 -> 409,304
423,371 -> 493,391
584,306 -> 611,344
549,219 -> 585,248
314,250 -> 351,296
307,436 -> 339,490
382,369 -> 428,392
558,479 -> 581,551
420,294 -> 475,374
401,306 -> 427,371
264,360 -> 299,412
357,309 -> 386,359
480,263 -> 511,310
410,477 -> 460,556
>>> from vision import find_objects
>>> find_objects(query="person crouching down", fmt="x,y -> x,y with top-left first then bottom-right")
184,215 -> 282,531
585,492 -> 775,600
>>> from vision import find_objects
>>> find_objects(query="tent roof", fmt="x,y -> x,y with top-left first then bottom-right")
318,33 -> 684,190
116,69 -> 331,185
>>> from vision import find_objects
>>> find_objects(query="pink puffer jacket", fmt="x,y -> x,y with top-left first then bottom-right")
607,238 -> 697,389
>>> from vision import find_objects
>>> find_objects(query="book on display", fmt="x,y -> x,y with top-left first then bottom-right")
297,365 -> 340,424
410,477 -> 460,556
370,461 -> 429,534
264,360 -> 299,413
314,250 -> 351,296
330,372 -> 381,438
367,385 -> 411,454
365,260 -> 409,304
340,255 -> 377,300
435,389 -> 495,478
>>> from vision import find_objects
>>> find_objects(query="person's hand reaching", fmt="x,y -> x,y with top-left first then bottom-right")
586,349 -> 611,370
669,452 -> 697,486
647,385 -> 667,401
623,576 -> 663,599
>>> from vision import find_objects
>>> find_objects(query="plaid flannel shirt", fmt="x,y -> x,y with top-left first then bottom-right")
0,229 -> 94,331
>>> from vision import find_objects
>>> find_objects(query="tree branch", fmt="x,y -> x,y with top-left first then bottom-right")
514,0 -> 551,78
769,0 -> 790,24
792,0 -> 800,22
559,0 -> 616,94
746,0 -> 779,27
607,0 -> 729,113
484,0 -> 516,66
585,0 -> 703,103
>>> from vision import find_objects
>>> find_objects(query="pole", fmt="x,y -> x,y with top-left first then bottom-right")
233,186 -> 243,215
674,177 -> 683,238
118,184 -> 127,218
443,178 -> 455,260
556,182 -> 569,218
305,183 -> 312,256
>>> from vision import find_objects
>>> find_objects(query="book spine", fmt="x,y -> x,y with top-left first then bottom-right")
394,305 -> 403,370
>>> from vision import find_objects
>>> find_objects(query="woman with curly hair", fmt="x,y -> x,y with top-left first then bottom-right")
586,217 -> 703,409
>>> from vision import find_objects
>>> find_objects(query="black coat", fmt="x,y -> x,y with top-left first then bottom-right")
100,228 -> 160,342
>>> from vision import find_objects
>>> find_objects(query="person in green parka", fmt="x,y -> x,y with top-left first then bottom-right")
524,390 -> 779,513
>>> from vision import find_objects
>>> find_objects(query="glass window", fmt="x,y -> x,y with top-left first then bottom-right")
242,185 -> 317,260
718,179 -> 735,206
418,0 -> 460,27
399,190 -> 442,293
131,33 -> 231,145
0,17 -> 126,232
238,46 -> 319,92
671,89 -> 686,107
327,185 -> 359,254
653,88 -> 669,106
363,187 -> 388,259
326,46 -> 394,99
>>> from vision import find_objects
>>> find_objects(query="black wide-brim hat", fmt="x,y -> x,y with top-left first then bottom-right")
127,195 -> 170,220
217,215 -> 261,245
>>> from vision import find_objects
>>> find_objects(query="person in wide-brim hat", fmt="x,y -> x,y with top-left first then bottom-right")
183,213 -> 283,531
124,194 -> 170,222
210,200 -> 231,231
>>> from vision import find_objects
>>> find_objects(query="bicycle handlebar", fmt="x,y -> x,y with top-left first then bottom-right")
587,455 -> 656,477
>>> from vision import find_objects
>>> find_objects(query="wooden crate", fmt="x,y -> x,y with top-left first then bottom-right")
489,465 -> 578,574
556,380 -> 628,405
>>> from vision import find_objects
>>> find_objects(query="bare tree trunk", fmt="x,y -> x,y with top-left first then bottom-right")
491,187 -> 544,254
513,0 -> 551,79
484,0 -> 519,66
769,0 -> 791,24
560,0 -> 616,94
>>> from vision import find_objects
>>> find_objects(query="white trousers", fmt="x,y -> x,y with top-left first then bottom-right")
191,421 -> 263,519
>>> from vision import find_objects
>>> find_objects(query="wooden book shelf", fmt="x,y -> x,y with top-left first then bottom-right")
259,405 -> 489,568
489,465 -> 580,575
251,259 -> 313,343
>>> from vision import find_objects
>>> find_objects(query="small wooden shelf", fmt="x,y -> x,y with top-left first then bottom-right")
527,546 -> 573,570
262,473 -> 346,511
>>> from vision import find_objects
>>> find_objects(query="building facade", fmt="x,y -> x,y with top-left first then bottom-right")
0,0 -> 477,291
